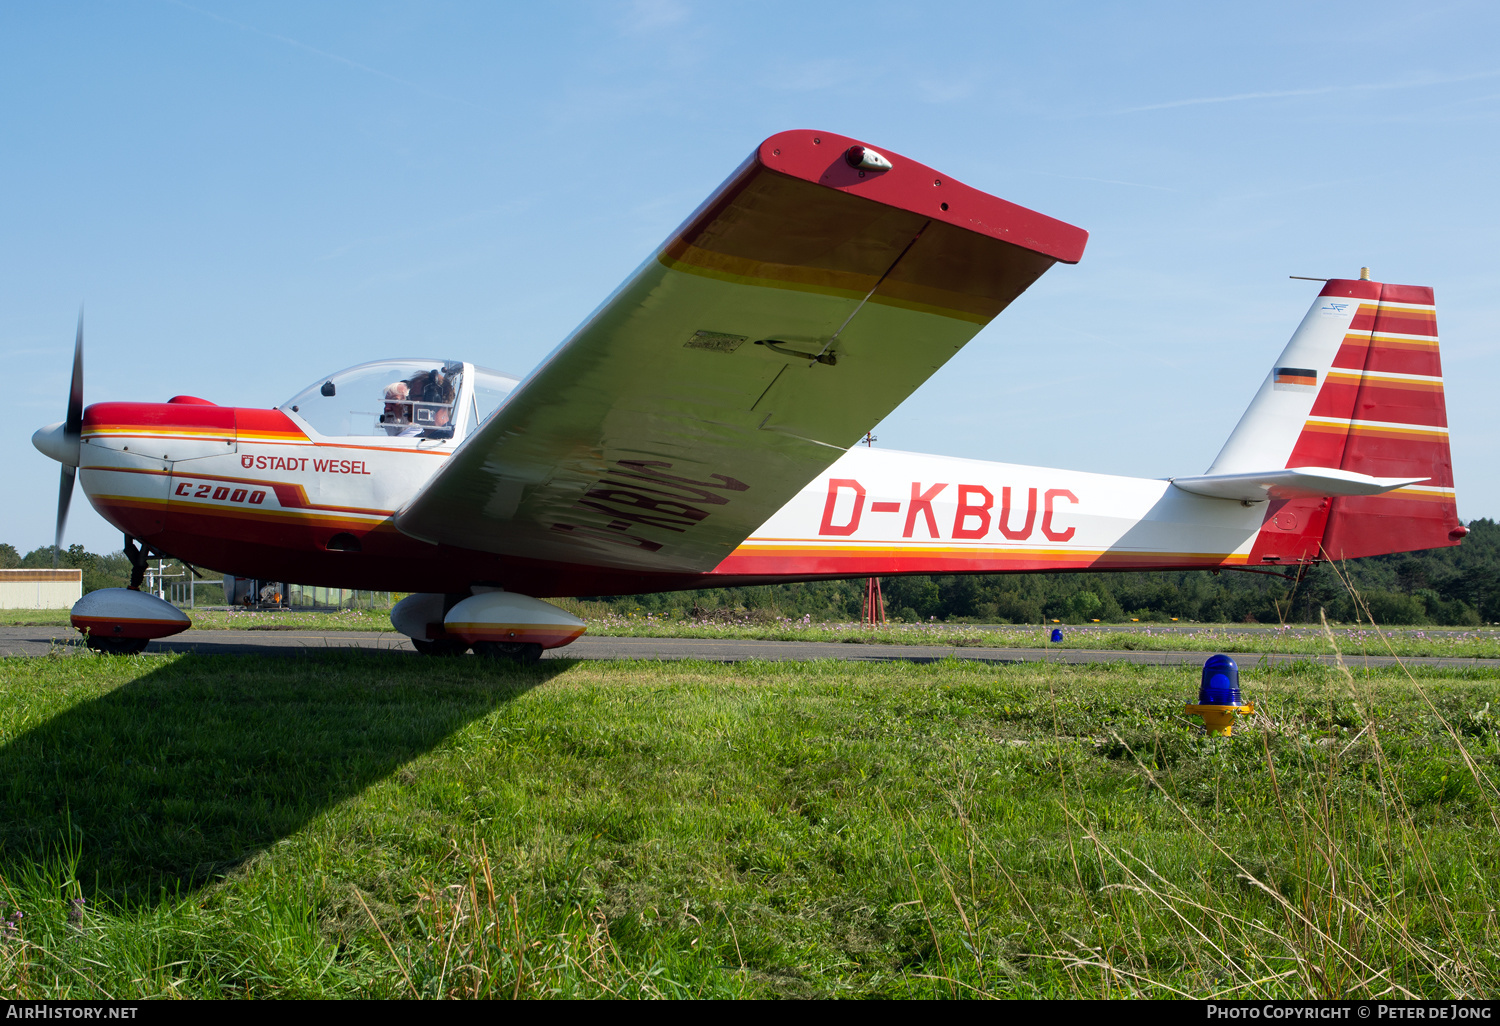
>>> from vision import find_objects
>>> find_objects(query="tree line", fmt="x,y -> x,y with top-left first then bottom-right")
7,517 -> 1498,625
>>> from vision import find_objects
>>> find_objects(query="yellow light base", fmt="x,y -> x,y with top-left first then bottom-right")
1184,701 -> 1255,736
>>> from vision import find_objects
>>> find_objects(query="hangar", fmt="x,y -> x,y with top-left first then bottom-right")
0,568 -> 82,610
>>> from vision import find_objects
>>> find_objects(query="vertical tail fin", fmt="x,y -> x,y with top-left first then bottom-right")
1207,277 -> 1462,561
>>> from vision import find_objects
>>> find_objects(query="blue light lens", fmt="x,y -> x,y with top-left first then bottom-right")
1199,654 -> 1241,705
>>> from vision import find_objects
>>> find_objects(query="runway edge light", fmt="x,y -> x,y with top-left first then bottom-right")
1184,653 -> 1254,736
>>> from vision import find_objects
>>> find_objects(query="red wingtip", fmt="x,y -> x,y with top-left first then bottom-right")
758,130 -> 1089,264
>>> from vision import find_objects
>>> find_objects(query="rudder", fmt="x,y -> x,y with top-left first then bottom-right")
1310,280 -> 1463,558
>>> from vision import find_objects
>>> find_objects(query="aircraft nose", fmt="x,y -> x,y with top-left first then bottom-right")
32,420 -> 79,467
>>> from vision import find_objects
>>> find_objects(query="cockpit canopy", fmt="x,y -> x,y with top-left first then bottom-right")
282,359 -> 519,440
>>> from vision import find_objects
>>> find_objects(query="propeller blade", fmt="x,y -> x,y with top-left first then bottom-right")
55,464 -> 75,569
65,308 -> 83,442
54,309 -> 84,569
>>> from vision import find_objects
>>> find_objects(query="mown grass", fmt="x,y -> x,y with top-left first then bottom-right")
575,613 -> 1500,659
0,644 -> 1498,998
6,606 -> 1498,658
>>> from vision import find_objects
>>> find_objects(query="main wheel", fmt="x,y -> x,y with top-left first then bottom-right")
412,638 -> 470,656
473,641 -> 543,665
86,636 -> 148,655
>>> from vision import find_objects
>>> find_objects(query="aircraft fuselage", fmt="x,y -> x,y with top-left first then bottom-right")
76,395 -> 1334,598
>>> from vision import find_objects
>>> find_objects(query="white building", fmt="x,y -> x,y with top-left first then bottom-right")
0,569 -> 83,610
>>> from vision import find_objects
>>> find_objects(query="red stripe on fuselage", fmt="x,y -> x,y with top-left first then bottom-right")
713,546 -> 1251,577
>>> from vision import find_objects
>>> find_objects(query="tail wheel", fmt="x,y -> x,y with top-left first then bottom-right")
412,638 -> 470,657
473,641 -> 543,665
86,636 -> 148,655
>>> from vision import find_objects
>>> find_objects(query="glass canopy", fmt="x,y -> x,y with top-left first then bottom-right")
282,360 -> 519,440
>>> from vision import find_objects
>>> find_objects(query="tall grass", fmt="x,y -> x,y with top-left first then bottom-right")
395,839 -> 738,998
0,603 -> 1496,997
900,571 -> 1500,998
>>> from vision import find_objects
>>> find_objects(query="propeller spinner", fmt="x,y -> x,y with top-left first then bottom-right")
30,311 -> 84,568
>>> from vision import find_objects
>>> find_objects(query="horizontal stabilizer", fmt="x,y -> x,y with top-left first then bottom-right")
1170,467 -> 1427,503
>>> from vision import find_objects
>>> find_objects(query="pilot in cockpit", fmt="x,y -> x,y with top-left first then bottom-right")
409,365 -> 459,439
381,381 -> 420,437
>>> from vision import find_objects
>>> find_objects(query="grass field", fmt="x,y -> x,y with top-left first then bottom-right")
1,642 -> 1498,998
576,612 -> 1500,660
5,606 -> 1499,659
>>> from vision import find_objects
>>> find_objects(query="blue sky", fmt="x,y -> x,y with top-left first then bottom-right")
5,1 -> 1497,555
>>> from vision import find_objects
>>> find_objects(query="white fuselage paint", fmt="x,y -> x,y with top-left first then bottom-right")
732,446 -> 1265,566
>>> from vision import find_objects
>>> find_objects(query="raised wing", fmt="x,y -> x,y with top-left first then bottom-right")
395,130 -> 1087,573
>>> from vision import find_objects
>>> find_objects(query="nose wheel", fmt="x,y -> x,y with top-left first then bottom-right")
86,636 -> 149,655
473,641 -> 543,665
411,638 -> 469,657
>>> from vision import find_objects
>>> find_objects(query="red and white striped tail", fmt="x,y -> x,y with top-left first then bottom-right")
1202,276 -> 1463,564
1296,279 -> 1462,559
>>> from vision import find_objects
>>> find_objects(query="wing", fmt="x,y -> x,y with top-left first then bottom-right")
395,130 -> 1087,574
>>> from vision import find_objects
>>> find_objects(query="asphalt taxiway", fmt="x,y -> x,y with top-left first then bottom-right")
2,625 -> 1496,669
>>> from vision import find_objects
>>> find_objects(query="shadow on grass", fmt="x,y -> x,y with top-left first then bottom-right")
0,650 -> 564,907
